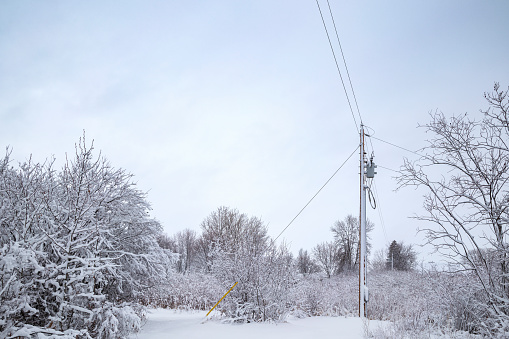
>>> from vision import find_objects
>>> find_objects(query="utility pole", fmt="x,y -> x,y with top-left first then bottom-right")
359,124 -> 376,318
359,125 -> 367,318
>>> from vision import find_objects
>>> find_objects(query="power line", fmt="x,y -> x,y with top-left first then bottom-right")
326,0 -> 363,126
316,1 -> 392,260
315,0 -> 359,132
370,136 -> 422,157
273,145 -> 359,243
371,180 -> 389,244
377,164 -> 400,173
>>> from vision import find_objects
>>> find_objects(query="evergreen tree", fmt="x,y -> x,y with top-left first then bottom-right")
386,240 -> 416,271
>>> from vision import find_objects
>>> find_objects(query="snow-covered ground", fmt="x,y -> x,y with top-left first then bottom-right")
130,309 -> 388,339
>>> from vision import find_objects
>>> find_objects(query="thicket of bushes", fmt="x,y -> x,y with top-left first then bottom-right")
0,139 -> 174,338
157,269 -> 485,338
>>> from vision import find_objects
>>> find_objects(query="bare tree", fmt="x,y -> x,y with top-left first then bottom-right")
398,83 -> 509,335
200,206 -> 247,254
296,249 -> 319,275
331,214 -> 374,272
199,206 -> 268,270
370,248 -> 388,271
313,242 -> 338,278
174,229 -> 198,273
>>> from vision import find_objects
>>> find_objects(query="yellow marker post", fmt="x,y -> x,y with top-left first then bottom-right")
206,282 -> 238,316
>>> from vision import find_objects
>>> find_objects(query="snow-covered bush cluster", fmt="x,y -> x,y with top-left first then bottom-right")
212,244 -> 295,322
289,273 -> 357,317
156,206 -> 297,322
0,138 -> 173,338
144,273 -> 222,311
160,249 -> 493,337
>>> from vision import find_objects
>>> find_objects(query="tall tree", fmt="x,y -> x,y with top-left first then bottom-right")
398,83 -> 509,335
199,207 -> 293,321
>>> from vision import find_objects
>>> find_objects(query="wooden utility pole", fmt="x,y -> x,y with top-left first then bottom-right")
359,125 -> 367,318
359,124 -> 377,318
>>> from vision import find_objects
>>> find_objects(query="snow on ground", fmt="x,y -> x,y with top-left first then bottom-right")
130,308 -> 388,339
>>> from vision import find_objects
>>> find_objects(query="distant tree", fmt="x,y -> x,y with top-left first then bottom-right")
313,242 -> 339,278
160,229 -> 198,274
157,233 -> 176,250
386,240 -> 416,271
199,206 -> 268,270
331,214 -> 374,272
195,234 -> 213,272
370,248 -> 388,271
175,229 -> 198,273
296,249 -> 319,275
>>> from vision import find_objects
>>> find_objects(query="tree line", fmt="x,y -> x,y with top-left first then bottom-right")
159,209 -> 417,278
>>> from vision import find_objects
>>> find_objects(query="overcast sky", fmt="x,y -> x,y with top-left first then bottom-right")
1,1 -> 508,261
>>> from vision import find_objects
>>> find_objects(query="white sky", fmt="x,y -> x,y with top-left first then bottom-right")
1,1 -> 508,261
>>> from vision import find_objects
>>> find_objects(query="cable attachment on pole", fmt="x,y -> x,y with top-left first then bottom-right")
367,185 -> 376,209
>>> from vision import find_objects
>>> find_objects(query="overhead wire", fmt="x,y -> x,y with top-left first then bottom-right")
272,145 -> 359,243
370,136 -> 422,157
325,0 -> 363,127
273,2 -> 368,245
315,0 -> 359,132
377,164 -> 400,173
316,0 -> 396,247
371,179 -> 389,244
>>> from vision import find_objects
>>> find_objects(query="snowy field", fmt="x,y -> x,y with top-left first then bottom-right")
130,309 -> 388,339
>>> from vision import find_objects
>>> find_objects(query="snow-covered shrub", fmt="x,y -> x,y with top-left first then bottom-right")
0,139 -> 172,338
367,271 -> 443,332
212,243 -> 295,322
289,270 -> 483,335
289,273 -> 357,317
366,270 -> 495,336
89,302 -> 144,339
149,273 -> 222,311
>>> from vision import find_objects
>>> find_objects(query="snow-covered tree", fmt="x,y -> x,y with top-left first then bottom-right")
199,206 -> 268,272
296,249 -> 319,275
0,136 -> 172,338
158,229 -> 198,274
312,242 -> 338,278
195,207 -> 294,321
398,83 -> 509,335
